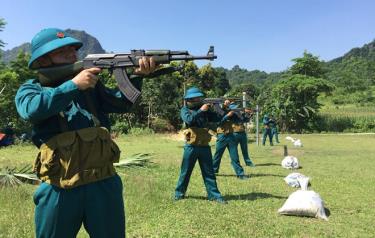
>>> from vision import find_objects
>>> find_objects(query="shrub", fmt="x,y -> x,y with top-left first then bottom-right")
128,127 -> 155,135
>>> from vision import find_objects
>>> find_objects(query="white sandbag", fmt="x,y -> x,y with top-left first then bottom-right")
285,136 -> 295,142
281,156 -> 299,169
293,139 -> 303,147
284,173 -> 309,188
278,178 -> 328,221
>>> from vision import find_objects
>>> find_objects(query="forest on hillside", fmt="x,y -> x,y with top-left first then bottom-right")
1,18 -> 374,135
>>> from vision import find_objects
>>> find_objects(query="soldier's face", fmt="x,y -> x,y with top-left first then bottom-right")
188,97 -> 203,103
48,45 -> 77,65
186,97 -> 203,108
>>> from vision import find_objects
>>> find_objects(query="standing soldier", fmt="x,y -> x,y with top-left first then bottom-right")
262,114 -> 274,146
175,87 -> 226,204
15,28 -> 157,238
230,103 -> 255,167
269,114 -> 280,143
212,100 -> 248,179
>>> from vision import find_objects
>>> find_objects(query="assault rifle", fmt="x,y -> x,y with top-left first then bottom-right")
202,98 -> 256,120
38,46 -> 217,103
202,98 -> 241,116
83,46 -> 217,103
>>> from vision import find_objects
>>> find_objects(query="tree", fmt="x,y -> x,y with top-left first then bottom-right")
0,18 -> 6,48
0,70 -> 21,130
263,74 -> 333,132
0,51 -> 36,133
290,51 -> 326,78
229,82 -> 259,103
0,18 -> 6,70
213,67 -> 230,96
198,64 -> 230,97
9,51 -> 37,82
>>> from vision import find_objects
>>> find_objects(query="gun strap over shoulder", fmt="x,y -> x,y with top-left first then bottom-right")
35,90 -> 119,189
57,90 -> 101,132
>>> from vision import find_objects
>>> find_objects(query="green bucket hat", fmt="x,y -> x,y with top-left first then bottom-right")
28,28 -> 83,69
184,87 -> 204,99
229,103 -> 239,110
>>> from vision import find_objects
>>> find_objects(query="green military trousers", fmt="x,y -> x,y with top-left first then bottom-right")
233,132 -> 254,166
33,174 -> 125,238
271,127 -> 280,143
175,144 -> 223,200
212,133 -> 245,176
262,128 -> 273,146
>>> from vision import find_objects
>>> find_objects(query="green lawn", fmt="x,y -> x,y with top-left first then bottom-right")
1,133 -> 374,237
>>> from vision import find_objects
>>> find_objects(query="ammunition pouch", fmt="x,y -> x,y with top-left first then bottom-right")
217,121 -> 234,135
232,123 -> 245,132
183,127 -> 212,146
33,127 -> 120,189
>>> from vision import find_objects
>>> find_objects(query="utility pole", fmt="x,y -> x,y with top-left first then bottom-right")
256,104 -> 259,146
242,92 -> 247,108
242,91 -> 248,133
147,102 -> 152,128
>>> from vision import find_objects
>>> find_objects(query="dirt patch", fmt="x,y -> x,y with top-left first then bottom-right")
162,131 -> 218,142
162,131 -> 186,141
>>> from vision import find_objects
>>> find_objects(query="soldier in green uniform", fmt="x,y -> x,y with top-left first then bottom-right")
212,100 -> 248,179
15,28 -> 157,238
230,103 -> 255,167
262,114 -> 274,146
269,114 -> 280,143
175,87 -> 226,204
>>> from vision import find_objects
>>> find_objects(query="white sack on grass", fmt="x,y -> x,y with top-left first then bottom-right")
281,156 -> 299,169
285,136 -> 295,142
293,139 -> 303,147
278,177 -> 328,221
285,136 -> 303,147
284,173 -> 309,188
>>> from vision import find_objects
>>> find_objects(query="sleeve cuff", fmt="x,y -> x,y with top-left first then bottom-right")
59,80 -> 80,96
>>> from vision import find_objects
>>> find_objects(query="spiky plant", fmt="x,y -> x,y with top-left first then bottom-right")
0,164 -> 40,187
114,153 -> 154,169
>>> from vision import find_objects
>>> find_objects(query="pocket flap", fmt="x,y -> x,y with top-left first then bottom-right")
97,127 -> 111,141
76,127 -> 99,142
51,131 -> 76,148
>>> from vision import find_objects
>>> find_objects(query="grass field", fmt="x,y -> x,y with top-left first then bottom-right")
1,133 -> 375,237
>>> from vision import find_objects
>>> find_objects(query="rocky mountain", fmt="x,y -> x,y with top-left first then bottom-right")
328,39 -> 375,64
0,29 -> 105,63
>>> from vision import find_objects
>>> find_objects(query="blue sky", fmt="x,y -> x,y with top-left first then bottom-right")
1,0 -> 375,72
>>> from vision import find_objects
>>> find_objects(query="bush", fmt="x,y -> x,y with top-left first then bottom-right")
111,121 -> 131,134
314,114 -> 375,132
128,127 -> 154,135
151,118 -> 176,132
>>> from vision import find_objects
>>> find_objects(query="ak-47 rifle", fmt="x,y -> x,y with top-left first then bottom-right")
202,97 -> 258,120
202,98 -> 245,119
38,46 -> 217,103
83,46 -> 217,103
202,98 -> 239,116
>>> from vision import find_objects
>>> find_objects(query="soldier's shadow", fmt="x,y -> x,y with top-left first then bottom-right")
254,163 -> 280,167
216,173 -> 284,178
187,192 -> 287,201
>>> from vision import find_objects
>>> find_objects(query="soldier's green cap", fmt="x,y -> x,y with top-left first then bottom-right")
28,28 -> 83,69
184,87 -> 204,99
229,103 -> 239,109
